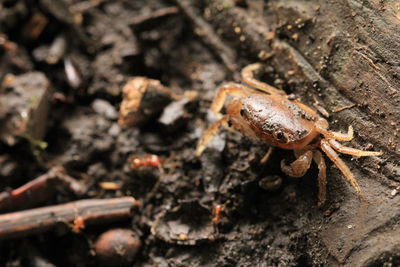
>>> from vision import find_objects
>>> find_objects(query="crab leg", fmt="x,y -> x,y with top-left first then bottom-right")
210,83 -> 254,115
320,139 -> 362,196
281,150 -> 313,177
315,119 -> 354,141
313,150 -> 327,206
241,63 -> 286,96
327,139 -> 383,157
260,146 -> 274,164
196,115 -> 229,157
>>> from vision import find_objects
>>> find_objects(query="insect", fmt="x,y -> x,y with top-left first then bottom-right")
196,63 -> 383,206
130,154 -> 162,169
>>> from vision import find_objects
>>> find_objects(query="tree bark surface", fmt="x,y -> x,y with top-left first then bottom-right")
182,0 -> 400,265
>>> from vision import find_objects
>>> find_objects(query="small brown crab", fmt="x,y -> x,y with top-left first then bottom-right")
196,63 -> 383,206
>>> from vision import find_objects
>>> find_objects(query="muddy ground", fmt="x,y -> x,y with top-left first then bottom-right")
0,0 -> 399,266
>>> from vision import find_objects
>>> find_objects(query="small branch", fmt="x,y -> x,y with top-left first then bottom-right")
332,104 -> 357,113
0,197 -> 137,240
174,0 -> 237,73
130,6 -> 180,27
0,166 -> 86,212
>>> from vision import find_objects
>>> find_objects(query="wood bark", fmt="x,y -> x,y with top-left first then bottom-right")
177,0 -> 400,265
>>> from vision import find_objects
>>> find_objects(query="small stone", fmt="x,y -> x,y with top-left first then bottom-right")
92,99 -> 118,120
94,228 -> 141,267
390,189 -> 397,197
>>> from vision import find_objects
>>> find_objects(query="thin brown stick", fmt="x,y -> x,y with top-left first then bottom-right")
130,6 -> 180,27
0,197 -> 137,240
0,166 -> 86,212
174,0 -> 237,73
332,103 -> 357,113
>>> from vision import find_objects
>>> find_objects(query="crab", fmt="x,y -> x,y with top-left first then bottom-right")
196,63 -> 383,206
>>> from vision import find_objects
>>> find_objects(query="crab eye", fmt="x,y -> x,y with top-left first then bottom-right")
274,131 -> 287,143
240,108 -> 245,117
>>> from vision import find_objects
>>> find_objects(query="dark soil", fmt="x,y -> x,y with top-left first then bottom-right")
0,0 -> 399,266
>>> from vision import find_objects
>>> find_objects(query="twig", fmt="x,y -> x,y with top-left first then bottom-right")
313,96 -> 330,118
332,103 -> 357,113
0,197 -> 137,240
130,6 -> 180,27
174,0 -> 237,73
69,0 -> 106,14
0,166 -> 86,212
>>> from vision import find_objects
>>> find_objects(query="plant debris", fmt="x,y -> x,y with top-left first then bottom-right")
151,200 -> 215,245
0,72 -> 52,145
